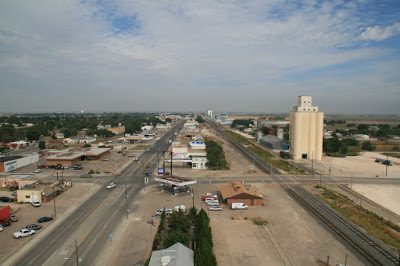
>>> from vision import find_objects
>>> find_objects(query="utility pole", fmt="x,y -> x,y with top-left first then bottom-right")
351,173 -> 353,189
344,253 -> 348,266
311,152 -> 314,176
125,185 -> 128,219
170,151 -> 173,176
52,187 -> 57,218
270,161 -> 272,178
75,239 -> 79,266
319,174 -> 322,187
386,154 -> 388,177
191,188 -> 195,209
326,255 -> 330,266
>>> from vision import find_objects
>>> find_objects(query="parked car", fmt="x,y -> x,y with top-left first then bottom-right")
37,216 -> 53,223
10,214 -> 18,222
31,202 -> 41,207
0,225 -> 3,232
34,169 -> 41,173
204,198 -> 218,204
26,224 -> 42,231
201,193 -> 218,201
13,228 -> 35,239
106,182 -> 117,189
231,202 -> 248,210
0,197 -> 13,203
208,206 -> 223,211
384,160 -> 392,166
155,208 -> 173,216
206,201 -> 220,207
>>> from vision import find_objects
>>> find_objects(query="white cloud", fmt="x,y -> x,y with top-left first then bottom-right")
360,22 -> 400,41
0,0 -> 399,113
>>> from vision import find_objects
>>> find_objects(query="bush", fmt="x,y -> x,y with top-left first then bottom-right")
361,141 -> 375,151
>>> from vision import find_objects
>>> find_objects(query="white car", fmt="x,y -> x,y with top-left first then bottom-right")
31,201 -> 41,207
106,182 -> 117,189
206,201 -> 219,206
208,206 -> 223,211
13,229 -> 35,239
34,169 -> 41,174
0,225 -> 3,232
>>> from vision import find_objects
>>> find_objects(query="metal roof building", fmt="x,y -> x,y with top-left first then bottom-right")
149,242 -> 193,266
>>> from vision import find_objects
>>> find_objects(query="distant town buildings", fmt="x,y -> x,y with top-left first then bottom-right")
207,109 -> 213,117
289,96 -> 323,160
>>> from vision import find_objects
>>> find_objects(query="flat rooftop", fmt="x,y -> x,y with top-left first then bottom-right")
0,156 -> 23,162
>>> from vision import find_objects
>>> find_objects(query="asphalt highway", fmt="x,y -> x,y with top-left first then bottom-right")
13,121 -> 183,266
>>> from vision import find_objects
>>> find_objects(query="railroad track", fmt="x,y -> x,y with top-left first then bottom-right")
209,121 -> 400,266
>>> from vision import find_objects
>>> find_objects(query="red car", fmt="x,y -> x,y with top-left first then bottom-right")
201,193 -> 218,201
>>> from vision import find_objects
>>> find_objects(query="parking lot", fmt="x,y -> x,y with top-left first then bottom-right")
0,182 -> 100,263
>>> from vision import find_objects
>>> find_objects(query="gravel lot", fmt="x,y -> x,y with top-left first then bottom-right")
297,151 -> 400,178
96,183 -> 363,266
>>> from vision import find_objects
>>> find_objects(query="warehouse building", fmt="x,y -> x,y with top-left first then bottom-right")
0,154 -> 40,173
219,181 -> 264,206
46,148 -> 111,166
260,135 -> 284,150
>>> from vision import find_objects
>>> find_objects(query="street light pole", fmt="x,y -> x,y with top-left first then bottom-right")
53,187 -> 57,218
75,239 -> 79,266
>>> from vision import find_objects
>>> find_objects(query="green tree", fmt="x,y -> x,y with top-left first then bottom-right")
165,230 -> 190,247
361,141 -> 375,151
195,115 -> 205,123
39,141 -> 46,149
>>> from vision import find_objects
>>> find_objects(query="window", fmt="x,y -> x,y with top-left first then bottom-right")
25,195 -> 31,199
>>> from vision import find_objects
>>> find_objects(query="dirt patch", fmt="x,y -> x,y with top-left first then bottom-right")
297,151 -> 400,177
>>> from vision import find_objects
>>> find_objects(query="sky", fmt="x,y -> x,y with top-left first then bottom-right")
0,0 -> 399,114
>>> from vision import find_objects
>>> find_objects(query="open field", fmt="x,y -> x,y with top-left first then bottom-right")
351,184 -> 400,216
297,151 -> 400,177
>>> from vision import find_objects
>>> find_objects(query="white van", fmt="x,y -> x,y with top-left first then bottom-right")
231,203 -> 248,210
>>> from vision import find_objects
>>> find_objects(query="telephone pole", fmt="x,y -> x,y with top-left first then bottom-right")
52,187 -> 57,218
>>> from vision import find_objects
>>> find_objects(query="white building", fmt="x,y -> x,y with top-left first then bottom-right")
79,137 -> 97,144
0,153 -> 40,173
141,125 -> 154,131
289,96 -> 323,160
353,134 -> 370,140
207,109 -> 213,117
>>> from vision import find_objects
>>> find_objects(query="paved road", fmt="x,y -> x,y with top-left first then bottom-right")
12,121 -> 183,266
191,175 -> 400,185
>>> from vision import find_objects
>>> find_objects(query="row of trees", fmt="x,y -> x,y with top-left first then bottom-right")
195,209 -> 217,266
205,139 -> 229,170
323,135 -> 376,155
0,113 -> 165,143
334,124 -> 400,139
149,208 -> 216,266
230,119 -> 253,129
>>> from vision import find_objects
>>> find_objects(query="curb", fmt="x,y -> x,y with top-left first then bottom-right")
2,184 -> 102,266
